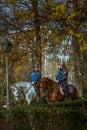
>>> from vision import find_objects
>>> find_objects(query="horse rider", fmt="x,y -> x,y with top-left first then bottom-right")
29,64 -> 42,103
56,62 -> 68,98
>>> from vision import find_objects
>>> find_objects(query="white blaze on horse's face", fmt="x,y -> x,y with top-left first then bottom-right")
10,85 -> 19,100
10,82 -> 37,105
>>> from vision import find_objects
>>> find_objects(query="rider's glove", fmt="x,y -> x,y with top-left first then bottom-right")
55,80 -> 59,83
31,82 -> 35,85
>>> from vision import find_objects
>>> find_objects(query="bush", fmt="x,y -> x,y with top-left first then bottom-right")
1,98 -> 87,130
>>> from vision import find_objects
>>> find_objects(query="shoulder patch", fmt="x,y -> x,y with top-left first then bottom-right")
63,70 -> 67,74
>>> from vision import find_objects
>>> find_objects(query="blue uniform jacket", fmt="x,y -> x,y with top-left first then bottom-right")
29,71 -> 41,83
56,68 -> 68,83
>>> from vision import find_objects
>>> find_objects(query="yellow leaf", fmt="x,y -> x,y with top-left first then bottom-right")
69,30 -> 73,35
56,4 -> 66,17
40,43 -> 45,48
80,43 -> 87,51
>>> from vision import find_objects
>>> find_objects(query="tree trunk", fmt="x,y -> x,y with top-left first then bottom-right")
32,0 -> 42,70
72,38 -> 83,97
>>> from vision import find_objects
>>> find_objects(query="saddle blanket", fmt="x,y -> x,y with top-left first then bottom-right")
67,86 -> 73,93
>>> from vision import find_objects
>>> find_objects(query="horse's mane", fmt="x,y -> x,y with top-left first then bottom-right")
42,77 -> 55,82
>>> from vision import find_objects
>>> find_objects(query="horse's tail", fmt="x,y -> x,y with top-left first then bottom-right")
60,86 -> 64,95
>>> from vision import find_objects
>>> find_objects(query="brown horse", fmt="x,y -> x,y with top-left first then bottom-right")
38,77 -> 78,103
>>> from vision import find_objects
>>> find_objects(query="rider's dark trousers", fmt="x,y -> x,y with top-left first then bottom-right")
60,82 -> 68,97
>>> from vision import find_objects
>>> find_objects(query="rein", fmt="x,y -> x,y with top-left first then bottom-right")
25,86 -> 32,93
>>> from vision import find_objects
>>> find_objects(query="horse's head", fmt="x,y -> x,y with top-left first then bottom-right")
38,78 -> 48,102
38,77 -> 58,102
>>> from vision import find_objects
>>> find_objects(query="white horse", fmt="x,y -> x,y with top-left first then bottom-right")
11,82 -> 37,105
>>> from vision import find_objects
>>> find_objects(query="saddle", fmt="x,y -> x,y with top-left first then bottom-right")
60,84 -> 73,94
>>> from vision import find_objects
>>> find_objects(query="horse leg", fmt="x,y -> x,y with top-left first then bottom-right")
25,93 -> 31,105
26,92 -> 33,105
68,93 -> 72,100
27,99 -> 31,105
36,95 -> 39,103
